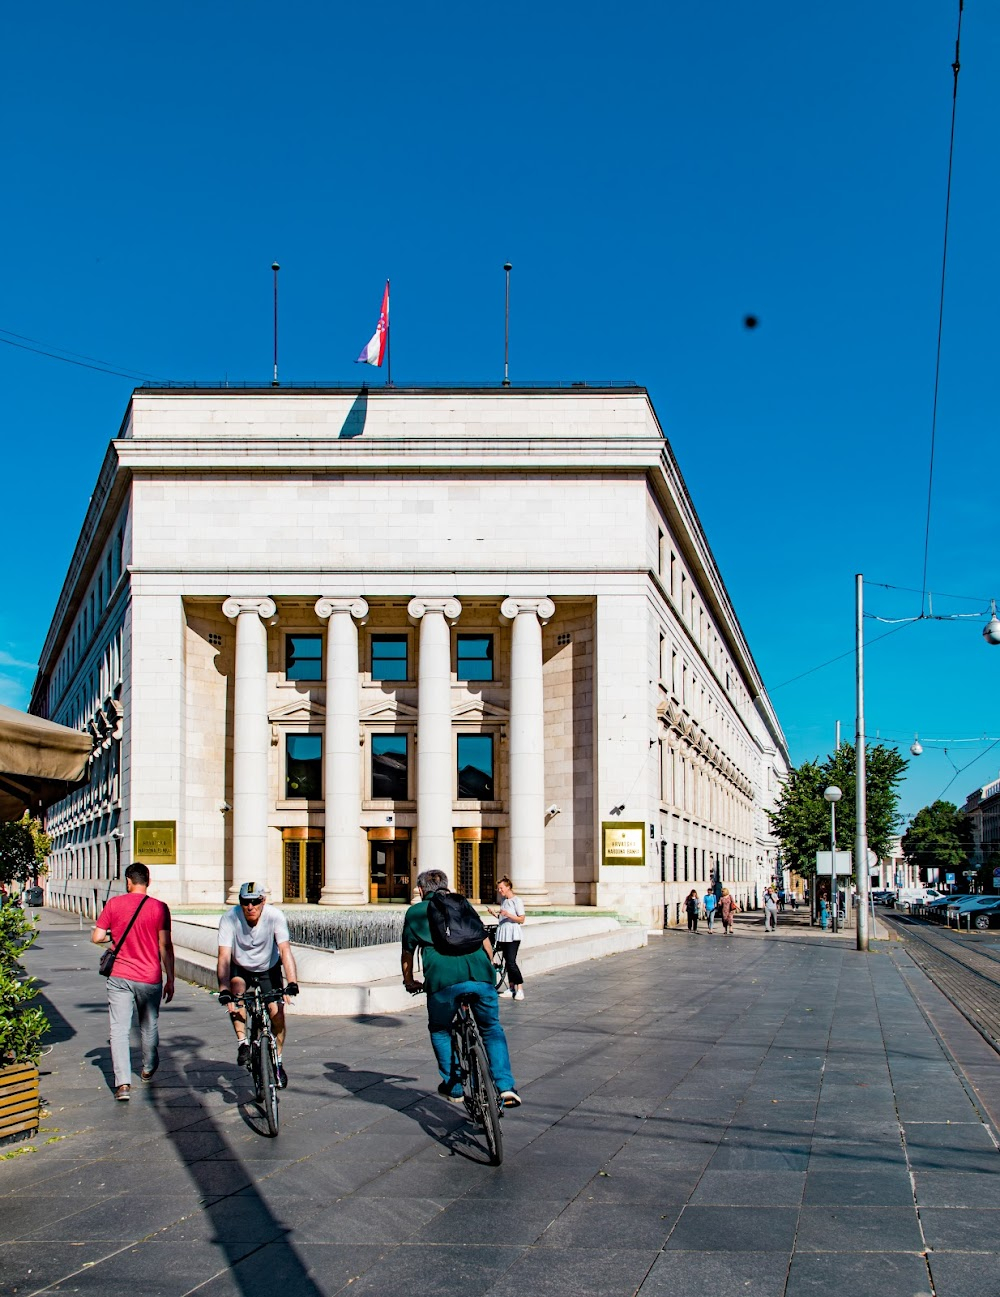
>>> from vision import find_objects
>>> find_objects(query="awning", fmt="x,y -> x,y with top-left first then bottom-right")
0,704 -> 93,821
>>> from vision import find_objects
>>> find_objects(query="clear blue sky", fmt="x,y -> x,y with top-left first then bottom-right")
3,1 -> 998,829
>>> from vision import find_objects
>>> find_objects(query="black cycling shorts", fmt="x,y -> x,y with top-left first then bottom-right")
230,959 -> 283,991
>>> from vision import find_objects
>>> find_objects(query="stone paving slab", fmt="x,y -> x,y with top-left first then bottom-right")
1,910 -> 998,1296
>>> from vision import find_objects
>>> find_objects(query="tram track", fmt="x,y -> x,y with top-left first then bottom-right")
881,912 -> 1000,1053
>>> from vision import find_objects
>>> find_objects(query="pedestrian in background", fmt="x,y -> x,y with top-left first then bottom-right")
92,864 -> 174,1101
684,889 -> 700,932
703,888 -> 717,932
720,888 -> 739,935
488,876 -> 526,1000
763,886 -> 778,933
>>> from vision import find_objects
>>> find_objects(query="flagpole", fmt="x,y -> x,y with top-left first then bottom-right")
271,262 -> 280,387
386,278 -> 392,388
503,263 -> 512,386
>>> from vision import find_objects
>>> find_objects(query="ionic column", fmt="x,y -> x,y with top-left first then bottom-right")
407,597 -> 462,880
500,597 -> 555,901
315,597 -> 369,905
222,597 -> 276,902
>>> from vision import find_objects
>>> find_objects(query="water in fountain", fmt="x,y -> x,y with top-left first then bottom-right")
286,909 -> 406,951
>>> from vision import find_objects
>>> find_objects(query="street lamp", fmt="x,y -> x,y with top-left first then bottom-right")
824,785 -> 842,933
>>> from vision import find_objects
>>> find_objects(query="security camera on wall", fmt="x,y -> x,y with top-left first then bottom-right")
545,804 -> 561,818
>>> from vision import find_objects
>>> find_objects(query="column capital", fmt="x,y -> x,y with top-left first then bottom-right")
222,596 -> 277,622
315,597 -> 369,624
407,596 -> 462,626
500,596 -> 555,625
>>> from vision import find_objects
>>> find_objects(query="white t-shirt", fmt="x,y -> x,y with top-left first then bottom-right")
496,895 -> 525,943
218,904 -> 290,973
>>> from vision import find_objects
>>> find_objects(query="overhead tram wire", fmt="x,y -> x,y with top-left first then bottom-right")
0,327 -> 164,383
919,0 -> 965,618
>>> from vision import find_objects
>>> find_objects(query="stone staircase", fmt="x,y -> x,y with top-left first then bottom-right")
172,911 -> 648,1016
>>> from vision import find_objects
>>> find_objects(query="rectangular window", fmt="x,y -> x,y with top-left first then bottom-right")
372,734 -> 409,800
673,842 -> 679,882
371,634 -> 409,681
456,634 -> 493,681
285,634 -> 323,682
457,734 -> 494,800
285,734 -> 322,799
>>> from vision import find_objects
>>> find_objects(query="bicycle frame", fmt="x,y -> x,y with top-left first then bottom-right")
232,983 -> 284,1135
450,995 -> 503,1165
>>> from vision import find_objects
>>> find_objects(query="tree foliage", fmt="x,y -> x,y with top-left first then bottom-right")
0,815 -> 52,889
768,742 -> 907,879
0,903 -> 48,1065
901,801 -> 972,879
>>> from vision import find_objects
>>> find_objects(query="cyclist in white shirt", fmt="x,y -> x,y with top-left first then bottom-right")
217,882 -> 299,1087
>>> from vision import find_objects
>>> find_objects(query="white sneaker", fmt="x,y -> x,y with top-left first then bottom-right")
513,989 -> 525,1001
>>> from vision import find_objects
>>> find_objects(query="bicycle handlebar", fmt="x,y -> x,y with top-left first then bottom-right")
227,988 -> 288,1007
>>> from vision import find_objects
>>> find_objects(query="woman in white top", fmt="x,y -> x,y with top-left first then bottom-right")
488,876 -> 526,1001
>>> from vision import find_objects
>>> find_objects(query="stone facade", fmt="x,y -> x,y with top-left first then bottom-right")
32,386 -> 789,928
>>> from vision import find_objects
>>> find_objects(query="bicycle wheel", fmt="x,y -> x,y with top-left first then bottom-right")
258,1038 -> 280,1137
469,1037 -> 503,1166
493,951 -> 508,994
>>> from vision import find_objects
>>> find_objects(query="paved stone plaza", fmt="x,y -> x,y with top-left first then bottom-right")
2,910 -> 999,1297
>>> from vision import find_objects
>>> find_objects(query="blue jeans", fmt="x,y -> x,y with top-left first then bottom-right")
107,977 -> 162,1086
426,980 -> 515,1094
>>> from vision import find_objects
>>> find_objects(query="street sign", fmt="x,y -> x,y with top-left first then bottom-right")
994,866 -> 1000,889
946,873 -> 956,885
815,851 -> 853,876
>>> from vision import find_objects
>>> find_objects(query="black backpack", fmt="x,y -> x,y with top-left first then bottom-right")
427,890 -> 488,956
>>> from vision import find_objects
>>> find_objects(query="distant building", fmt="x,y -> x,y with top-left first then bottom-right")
31,385 -> 790,927
962,776 -> 1000,869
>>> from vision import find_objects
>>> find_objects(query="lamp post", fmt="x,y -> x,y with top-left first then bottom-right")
824,785 -> 842,933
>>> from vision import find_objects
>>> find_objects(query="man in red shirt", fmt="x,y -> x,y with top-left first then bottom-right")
92,863 -> 175,1101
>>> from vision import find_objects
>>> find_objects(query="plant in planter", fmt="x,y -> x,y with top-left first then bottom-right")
0,903 -> 48,1144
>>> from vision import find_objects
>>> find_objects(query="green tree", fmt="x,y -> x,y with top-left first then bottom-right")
0,815 -> 52,890
902,801 -> 972,883
768,743 -> 907,879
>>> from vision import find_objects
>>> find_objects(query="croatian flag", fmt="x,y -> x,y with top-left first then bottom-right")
356,281 -> 389,367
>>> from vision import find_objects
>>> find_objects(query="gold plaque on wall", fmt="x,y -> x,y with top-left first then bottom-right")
133,821 -> 177,865
602,822 -> 646,868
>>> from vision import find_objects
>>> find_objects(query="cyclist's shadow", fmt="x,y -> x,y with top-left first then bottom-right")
323,1061 -> 493,1164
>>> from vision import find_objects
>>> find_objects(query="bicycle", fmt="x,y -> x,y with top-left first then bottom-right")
227,984 -> 285,1136
450,993 -> 504,1166
484,925 -> 508,993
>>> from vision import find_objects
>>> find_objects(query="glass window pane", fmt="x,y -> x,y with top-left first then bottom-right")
371,635 -> 409,681
285,734 -> 322,799
456,634 -> 493,681
457,734 -> 494,800
372,734 -> 409,800
286,634 -> 323,681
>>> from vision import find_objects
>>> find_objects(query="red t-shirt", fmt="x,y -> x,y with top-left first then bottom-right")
96,893 -> 171,985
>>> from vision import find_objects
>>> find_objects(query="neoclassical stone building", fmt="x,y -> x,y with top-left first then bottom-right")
31,385 -> 789,926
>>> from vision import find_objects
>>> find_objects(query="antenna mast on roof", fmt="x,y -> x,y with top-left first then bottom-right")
503,262 -> 512,387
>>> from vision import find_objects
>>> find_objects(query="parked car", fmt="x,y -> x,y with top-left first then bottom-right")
946,895 -> 1000,928
968,898 -> 1000,930
896,888 -> 942,913
922,896 -> 954,922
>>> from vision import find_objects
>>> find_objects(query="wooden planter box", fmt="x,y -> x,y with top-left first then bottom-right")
0,1062 -> 40,1145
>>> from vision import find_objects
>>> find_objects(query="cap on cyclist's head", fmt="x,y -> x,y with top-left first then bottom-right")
238,881 -> 266,904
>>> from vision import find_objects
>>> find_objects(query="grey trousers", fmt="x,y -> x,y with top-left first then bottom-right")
107,977 -> 162,1086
